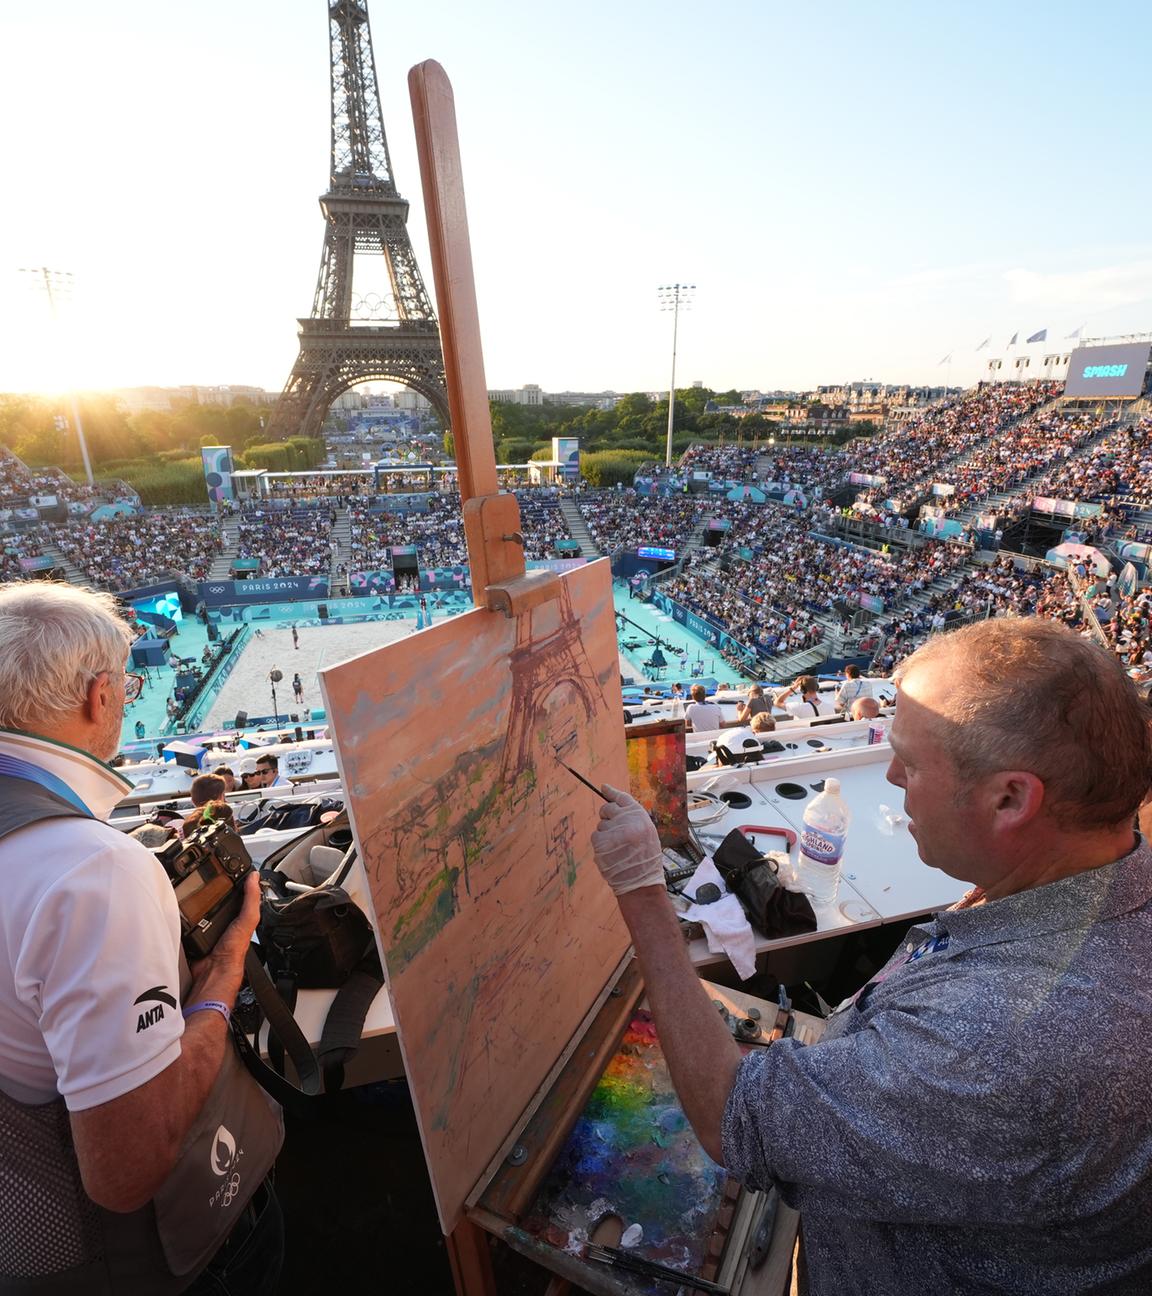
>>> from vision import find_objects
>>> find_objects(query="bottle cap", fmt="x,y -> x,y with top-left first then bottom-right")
824,777 -> 840,794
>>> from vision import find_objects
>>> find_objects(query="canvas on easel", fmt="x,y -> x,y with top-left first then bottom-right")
321,560 -> 630,1231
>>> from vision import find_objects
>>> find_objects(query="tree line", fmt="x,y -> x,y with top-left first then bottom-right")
0,384 -> 875,504
0,395 -> 325,504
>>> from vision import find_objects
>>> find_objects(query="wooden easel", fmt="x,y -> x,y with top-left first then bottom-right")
410,58 -> 615,1291
406,60 -> 800,1296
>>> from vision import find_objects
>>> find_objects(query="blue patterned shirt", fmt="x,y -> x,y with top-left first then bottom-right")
722,838 -> 1152,1294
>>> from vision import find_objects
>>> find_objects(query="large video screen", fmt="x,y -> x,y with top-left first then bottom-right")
1064,343 -> 1150,398
131,590 -> 183,623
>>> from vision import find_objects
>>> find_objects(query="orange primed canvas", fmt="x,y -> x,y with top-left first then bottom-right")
319,559 -> 630,1231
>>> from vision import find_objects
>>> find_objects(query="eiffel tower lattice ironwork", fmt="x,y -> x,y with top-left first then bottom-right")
266,0 -> 449,440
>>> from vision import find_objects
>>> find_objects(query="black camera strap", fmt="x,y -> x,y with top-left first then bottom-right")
229,947 -> 323,1104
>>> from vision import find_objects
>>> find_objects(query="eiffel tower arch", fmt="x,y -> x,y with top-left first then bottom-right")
266,0 -> 449,440
499,582 -> 610,788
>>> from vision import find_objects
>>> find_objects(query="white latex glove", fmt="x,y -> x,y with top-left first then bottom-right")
590,785 -> 666,897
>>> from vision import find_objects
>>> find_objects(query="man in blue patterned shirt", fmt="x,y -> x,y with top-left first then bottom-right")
591,618 -> 1152,1294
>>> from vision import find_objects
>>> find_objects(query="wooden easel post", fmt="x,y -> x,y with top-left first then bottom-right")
408,60 -> 565,1296
409,59 -> 558,620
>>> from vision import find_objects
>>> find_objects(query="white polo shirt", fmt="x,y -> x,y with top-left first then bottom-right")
0,731 -> 185,1111
783,695 -> 833,720
685,700 -> 724,733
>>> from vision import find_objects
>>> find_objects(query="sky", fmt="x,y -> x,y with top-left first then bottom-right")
2,0 -> 1151,397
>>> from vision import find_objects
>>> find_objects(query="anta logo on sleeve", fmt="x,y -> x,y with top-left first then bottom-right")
133,985 -> 177,1033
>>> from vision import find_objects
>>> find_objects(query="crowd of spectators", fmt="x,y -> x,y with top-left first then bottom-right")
757,445 -> 851,494
0,447 -> 30,504
0,384 -> 1148,690
1108,588 -> 1152,677
678,444 -> 760,477
576,491 -> 709,554
348,493 -> 469,571
512,490 -> 571,560
847,383 -> 1060,518
933,410 -> 1105,518
665,502 -> 973,664
235,504 -> 334,576
1001,416 -> 1152,543
52,512 -> 222,590
866,558 -> 1095,674
346,487 -> 575,571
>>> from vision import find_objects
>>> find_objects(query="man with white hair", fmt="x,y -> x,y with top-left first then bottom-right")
0,583 -> 283,1293
590,618 -> 1152,1293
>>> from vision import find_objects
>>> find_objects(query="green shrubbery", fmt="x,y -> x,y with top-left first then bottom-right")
579,450 -> 652,489
95,459 -> 207,506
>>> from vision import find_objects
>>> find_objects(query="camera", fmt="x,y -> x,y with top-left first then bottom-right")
154,821 -> 253,959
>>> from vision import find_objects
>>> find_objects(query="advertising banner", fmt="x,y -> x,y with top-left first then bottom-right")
198,576 -> 328,607
349,570 -> 396,594
1115,540 -> 1152,564
848,472 -> 887,487
686,611 -> 721,647
931,483 -> 956,497
18,554 -> 56,572
526,557 -> 588,574
858,592 -> 885,614
552,436 -> 580,482
201,445 -> 235,507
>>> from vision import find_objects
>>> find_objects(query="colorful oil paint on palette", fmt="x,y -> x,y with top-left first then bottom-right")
625,721 -> 689,847
522,1010 -> 730,1274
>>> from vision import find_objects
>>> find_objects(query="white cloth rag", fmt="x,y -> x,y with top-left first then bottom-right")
680,856 -> 758,981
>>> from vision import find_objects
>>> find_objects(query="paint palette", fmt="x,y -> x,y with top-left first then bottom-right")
521,1010 -> 732,1276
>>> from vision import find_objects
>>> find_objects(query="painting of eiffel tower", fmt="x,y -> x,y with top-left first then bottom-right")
319,560 -> 628,1230
265,0 -> 449,440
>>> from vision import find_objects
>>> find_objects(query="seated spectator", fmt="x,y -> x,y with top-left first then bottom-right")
835,665 -> 872,715
712,712 -> 777,765
734,684 -> 770,724
685,683 -> 723,733
255,753 -> 292,789
182,799 -> 235,836
189,773 -> 226,808
852,696 -> 882,721
212,764 -> 237,794
774,674 -> 832,719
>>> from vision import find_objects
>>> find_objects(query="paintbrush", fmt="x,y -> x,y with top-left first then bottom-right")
554,752 -> 611,801
585,1244 -> 729,1294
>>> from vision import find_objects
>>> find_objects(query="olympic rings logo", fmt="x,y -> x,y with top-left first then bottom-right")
221,1173 -> 241,1208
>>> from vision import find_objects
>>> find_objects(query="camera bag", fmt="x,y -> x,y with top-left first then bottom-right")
244,813 -> 384,1095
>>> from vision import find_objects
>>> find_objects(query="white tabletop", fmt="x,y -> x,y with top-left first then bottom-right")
739,748 -> 969,921
679,778 -> 882,972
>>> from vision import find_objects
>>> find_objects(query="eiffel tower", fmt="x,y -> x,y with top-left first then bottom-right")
265,0 -> 449,440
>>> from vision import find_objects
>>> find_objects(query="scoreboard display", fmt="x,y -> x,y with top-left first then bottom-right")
1063,343 -> 1150,398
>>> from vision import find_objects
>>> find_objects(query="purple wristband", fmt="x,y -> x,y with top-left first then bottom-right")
181,1000 -> 231,1025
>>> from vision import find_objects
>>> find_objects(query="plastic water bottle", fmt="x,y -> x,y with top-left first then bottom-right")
669,697 -> 685,720
797,777 -> 851,905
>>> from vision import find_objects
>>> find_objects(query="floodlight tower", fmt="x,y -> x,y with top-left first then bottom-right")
657,283 -> 695,468
18,267 -> 94,485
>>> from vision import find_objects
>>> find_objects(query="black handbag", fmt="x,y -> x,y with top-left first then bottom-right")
712,828 -> 817,939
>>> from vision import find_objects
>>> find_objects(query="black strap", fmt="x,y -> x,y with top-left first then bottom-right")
231,947 -> 322,1104
318,966 -> 385,1093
